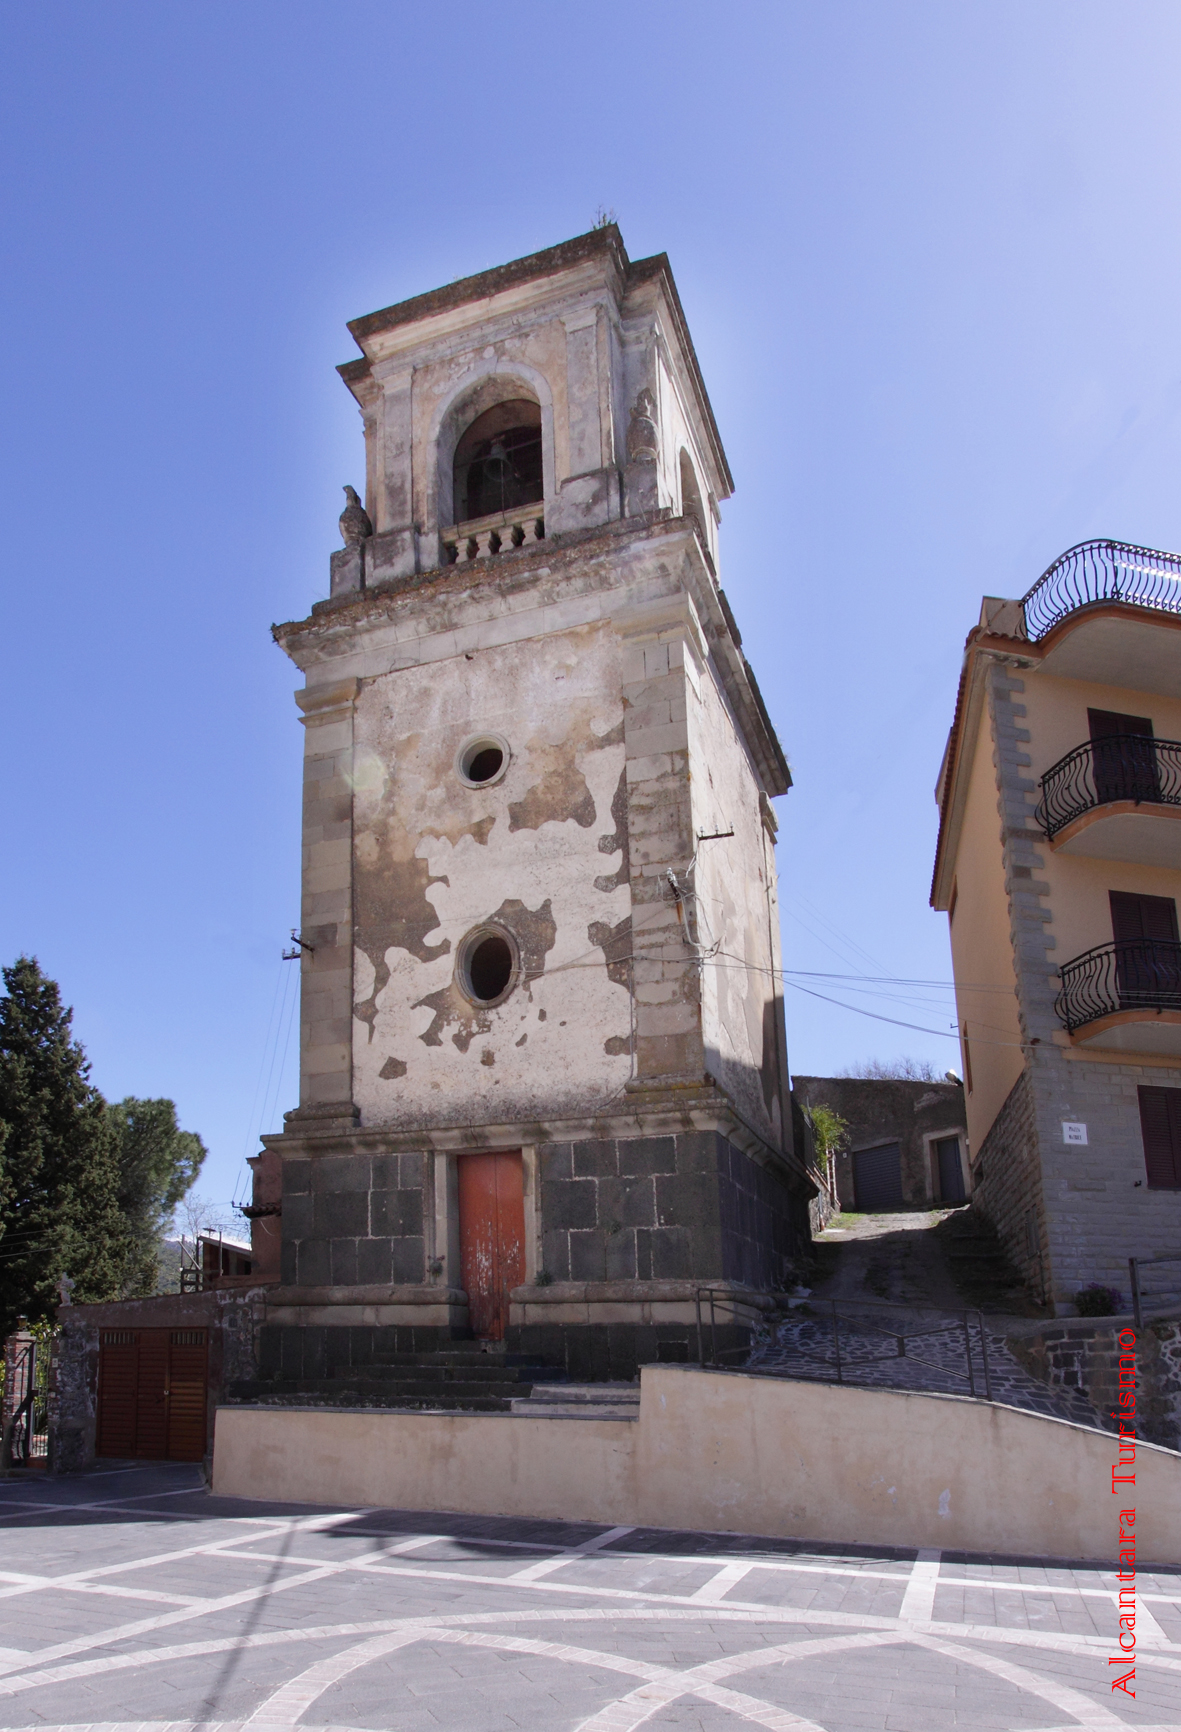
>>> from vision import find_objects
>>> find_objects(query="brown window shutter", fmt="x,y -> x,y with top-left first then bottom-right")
1138,1086 -> 1181,1188
1088,708 -> 1153,739
1110,891 -> 1180,945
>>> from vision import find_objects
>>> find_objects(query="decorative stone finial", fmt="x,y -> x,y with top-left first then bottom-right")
626,389 -> 659,463
57,1272 -> 75,1307
339,485 -> 373,546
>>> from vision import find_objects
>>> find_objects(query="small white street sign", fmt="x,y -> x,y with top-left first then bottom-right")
1062,1121 -> 1088,1145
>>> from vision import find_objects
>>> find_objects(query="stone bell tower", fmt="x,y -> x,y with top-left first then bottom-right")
259,227 -> 811,1389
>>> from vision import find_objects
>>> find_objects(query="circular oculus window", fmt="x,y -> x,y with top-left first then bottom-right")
457,925 -> 518,1007
456,733 -> 510,788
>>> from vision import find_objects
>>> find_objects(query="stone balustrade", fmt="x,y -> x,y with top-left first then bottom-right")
442,507 -> 545,564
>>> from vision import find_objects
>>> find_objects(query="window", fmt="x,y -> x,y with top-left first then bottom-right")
1137,1085 -> 1181,1188
456,734 -> 510,788
1109,891 -> 1181,1008
1089,709 -> 1158,806
453,400 -> 542,523
1109,890 -> 1178,944
457,926 -> 517,1006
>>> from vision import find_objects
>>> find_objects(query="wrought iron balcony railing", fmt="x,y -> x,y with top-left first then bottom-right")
1055,938 -> 1181,1033
1021,539 -> 1181,641
1036,735 -> 1181,839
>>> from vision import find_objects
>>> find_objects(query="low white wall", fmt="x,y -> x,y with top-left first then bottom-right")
214,1406 -> 638,1525
212,1365 -> 1181,1564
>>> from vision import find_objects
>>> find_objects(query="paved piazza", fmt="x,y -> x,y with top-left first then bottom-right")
0,1464 -> 1177,1731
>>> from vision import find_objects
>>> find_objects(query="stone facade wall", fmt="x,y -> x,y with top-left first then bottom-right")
1007,1314 -> 1181,1451
540,1132 -> 720,1285
280,1151 -> 425,1289
972,1067 -> 1045,1301
536,1131 -> 804,1289
717,1140 -> 804,1288
1029,1050 -> 1181,1303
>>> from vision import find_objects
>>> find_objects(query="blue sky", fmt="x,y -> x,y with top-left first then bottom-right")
4,2 -> 1181,1211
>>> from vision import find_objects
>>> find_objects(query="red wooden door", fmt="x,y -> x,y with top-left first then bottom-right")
96,1328 -> 208,1461
458,1151 -> 525,1340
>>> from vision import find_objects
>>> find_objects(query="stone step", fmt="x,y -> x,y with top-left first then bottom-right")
326,1361 -> 558,1385
525,1382 -> 639,1403
230,1378 -> 520,1413
510,1381 -> 640,1421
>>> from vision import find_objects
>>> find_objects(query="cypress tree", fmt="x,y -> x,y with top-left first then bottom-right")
0,957 -> 131,1335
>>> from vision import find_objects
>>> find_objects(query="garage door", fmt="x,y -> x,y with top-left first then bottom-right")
852,1143 -> 904,1211
96,1328 -> 208,1462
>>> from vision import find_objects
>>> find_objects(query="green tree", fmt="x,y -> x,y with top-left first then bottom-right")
107,1098 -> 207,1295
0,957 -> 132,1334
808,1103 -> 849,1175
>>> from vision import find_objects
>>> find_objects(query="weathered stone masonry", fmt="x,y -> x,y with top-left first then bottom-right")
244,228 -> 813,1393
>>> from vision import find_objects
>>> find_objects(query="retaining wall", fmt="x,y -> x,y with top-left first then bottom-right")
1006,1313 -> 1181,1450
213,1363 -> 1181,1564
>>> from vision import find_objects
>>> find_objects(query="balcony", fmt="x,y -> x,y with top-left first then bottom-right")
442,506 -> 545,565
1022,539 -> 1181,639
1036,735 -> 1181,865
1018,539 -> 1181,697
1055,939 -> 1181,1053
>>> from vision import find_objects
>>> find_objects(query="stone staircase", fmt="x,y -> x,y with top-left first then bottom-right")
938,1208 -> 1038,1312
230,1344 -> 566,1414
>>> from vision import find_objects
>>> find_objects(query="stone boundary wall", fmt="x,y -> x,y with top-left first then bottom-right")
971,1068 -> 1044,1300
214,1362 -> 1181,1565
1006,1313 -> 1181,1450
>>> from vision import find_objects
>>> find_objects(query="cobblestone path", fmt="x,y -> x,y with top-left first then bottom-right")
0,1463 -> 1177,1731
747,1309 -> 1108,1430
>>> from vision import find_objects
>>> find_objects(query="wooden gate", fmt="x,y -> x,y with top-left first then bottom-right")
457,1151 -> 525,1340
96,1328 -> 208,1461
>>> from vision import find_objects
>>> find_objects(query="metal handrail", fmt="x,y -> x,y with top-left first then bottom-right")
1036,735 -> 1181,839
1021,539 -> 1181,641
1129,1254 -> 1181,1328
1055,938 -> 1181,1032
760,1299 -> 994,1402
693,1286 -> 777,1368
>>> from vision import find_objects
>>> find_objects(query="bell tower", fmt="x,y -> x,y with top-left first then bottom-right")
263,227 -> 811,1386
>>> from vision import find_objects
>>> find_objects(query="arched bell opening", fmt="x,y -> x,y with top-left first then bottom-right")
453,400 -> 543,526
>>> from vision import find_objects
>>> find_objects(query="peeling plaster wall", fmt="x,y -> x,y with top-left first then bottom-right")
351,623 -> 634,1128
689,650 -> 784,1147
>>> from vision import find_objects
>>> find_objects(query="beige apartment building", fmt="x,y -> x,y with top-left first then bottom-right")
932,540 -> 1181,1312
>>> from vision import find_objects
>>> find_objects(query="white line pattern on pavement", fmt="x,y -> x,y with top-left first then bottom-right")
0,1472 -> 1176,1732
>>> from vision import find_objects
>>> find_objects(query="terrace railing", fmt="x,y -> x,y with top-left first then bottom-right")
1055,938 -> 1181,1033
1036,735 -> 1181,839
1021,539 -> 1181,641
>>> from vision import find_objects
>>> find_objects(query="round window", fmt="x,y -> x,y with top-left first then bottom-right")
458,926 -> 518,1006
456,733 -> 510,787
